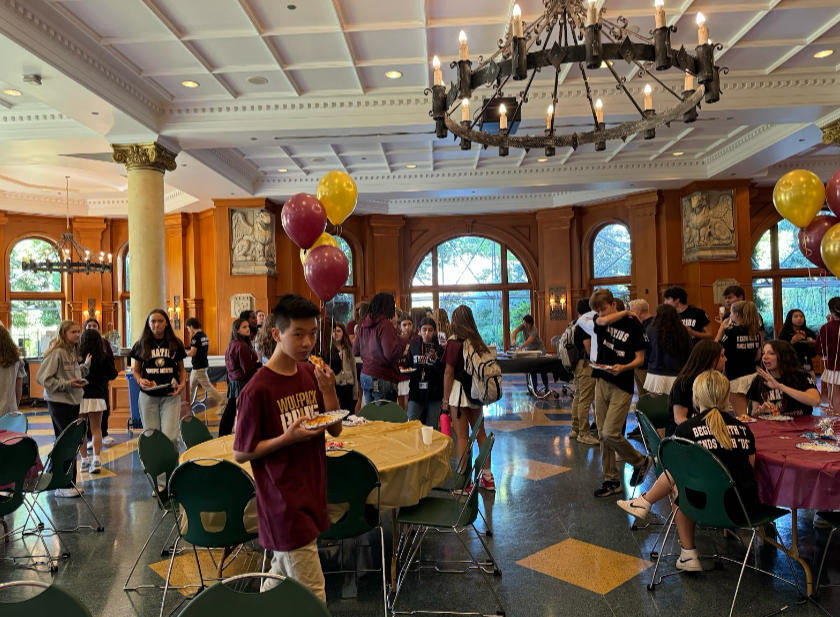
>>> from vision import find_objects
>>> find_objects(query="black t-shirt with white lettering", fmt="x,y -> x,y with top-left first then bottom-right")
189,331 -> 210,370
640,316 -> 653,370
666,375 -> 699,437
719,325 -> 761,380
573,322 -> 591,361
679,305 -> 710,339
130,339 -> 188,397
592,315 -> 647,394
745,370 -> 817,416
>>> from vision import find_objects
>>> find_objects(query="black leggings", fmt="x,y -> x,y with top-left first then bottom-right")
530,372 -> 549,391
219,379 -> 246,437
336,383 -> 356,413
48,401 -> 80,487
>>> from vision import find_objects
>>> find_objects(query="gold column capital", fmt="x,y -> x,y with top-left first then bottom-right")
111,142 -> 177,173
821,119 -> 840,147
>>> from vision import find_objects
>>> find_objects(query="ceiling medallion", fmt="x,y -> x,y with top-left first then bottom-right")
428,0 -> 725,156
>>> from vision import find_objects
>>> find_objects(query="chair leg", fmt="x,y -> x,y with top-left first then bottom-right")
71,481 -> 105,532
30,496 -> 71,559
815,527 -> 836,594
648,510 -> 676,590
160,536 -> 179,617
770,522 -> 803,596
453,527 -> 505,615
472,523 -> 501,575
391,527 -> 427,612
192,544 -> 206,591
477,507 -> 493,537
124,511 -> 169,590
728,530 -> 756,617
378,527 -> 388,617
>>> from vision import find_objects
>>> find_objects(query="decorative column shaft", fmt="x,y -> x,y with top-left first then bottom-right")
111,142 -> 177,344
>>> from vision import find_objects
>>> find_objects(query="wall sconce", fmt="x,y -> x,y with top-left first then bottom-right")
173,295 -> 181,330
549,286 -> 568,321
83,298 -> 97,323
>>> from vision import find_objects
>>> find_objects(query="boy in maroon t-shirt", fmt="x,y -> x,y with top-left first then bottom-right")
233,294 -> 342,602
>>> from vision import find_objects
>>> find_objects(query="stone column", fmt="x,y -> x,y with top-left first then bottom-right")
536,208 -> 575,350
111,142 -> 177,344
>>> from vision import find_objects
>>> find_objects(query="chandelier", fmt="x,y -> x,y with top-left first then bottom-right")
21,177 -> 113,275
428,0 -> 725,155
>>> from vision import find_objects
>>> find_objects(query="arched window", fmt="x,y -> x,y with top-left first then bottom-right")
752,216 -> 840,340
120,247 -> 131,345
590,223 -> 632,303
326,237 -> 356,327
9,238 -> 63,357
409,236 -> 531,348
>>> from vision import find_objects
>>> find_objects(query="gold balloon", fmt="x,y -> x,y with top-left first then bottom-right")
821,223 -> 840,278
773,169 -> 826,228
299,232 -> 339,265
317,170 -> 357,226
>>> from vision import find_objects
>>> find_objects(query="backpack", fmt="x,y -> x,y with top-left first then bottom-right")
557,319 -> 580,372
460,340 -> 503,406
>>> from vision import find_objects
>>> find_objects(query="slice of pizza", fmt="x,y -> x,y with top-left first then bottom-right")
308,355 -> 326,370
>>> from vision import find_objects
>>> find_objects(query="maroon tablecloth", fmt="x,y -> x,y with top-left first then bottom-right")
752,415 -> 840,511
0,429 -> 44,490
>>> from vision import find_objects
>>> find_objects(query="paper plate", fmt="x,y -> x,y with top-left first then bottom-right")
737,415 -> 757,424
302,410 -> 349,430
797,442 -> 840,453
758,414 -> 793,422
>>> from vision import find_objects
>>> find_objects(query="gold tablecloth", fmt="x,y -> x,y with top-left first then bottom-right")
180,420 -> 453,511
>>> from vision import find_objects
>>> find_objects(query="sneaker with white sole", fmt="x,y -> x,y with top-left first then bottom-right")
594,481 -> 622,498
577,434 -> 599,446
676,547 -> 703,572
814,513 -> 833,529
569,429 -> 579,439
80,457 -> 91,471
90,458 -> 101,474
629,455 -> 653,487
55,487 -> 84,498
86,441 -> 94,451
102,436 -> 115,446
617,496 -> 652,521
479,472 -> 496,491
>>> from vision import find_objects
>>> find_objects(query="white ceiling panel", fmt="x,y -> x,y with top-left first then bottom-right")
110,41 -> 205,73
149,74 -> 231,99
150,0 -> 256,36
742,7 -> 840,42
59,0 -> 173,40
347,29 -> 426,64
268,32 -> 353,66
779,45 -> 840,71
719,46 -> 795,72
357,64 -> 427,91
427,0 -> 510,22
221,71 -> 296,96
336,0 -> 424,27
286,68 -> 361,94
189,36 -> 276,70
245,0 -> 339,32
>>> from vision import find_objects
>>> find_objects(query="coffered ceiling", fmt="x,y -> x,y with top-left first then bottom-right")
0,0 -> 838,216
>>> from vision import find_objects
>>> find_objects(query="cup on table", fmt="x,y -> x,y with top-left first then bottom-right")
421,426 -> 434,446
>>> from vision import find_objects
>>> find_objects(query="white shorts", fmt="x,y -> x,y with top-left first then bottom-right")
644,373 -> 677,396
449,381 -> 479,409
822,369 -> 840,386
729,373 -> 756,395
80,398 -> 107,414
398,380 -> 410,396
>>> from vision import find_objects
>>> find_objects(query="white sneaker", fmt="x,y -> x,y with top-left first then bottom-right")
90,458 -> 101,474
676,547 -> 703,572
617,496 -> 652,521
102,436 -> 115,446
577,434 -> 599,446
80,457 -> 91,471
55,487 -> 84,498
86,441 -> 94,451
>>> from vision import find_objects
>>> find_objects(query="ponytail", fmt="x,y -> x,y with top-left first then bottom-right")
703,407 -> 733,450
692,370 -> 733,450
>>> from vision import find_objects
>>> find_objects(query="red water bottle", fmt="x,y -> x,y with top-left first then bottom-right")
440,409 -> 452,437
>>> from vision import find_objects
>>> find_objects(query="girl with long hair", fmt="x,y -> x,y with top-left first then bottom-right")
332,322 -> 358,412
352,292 -> 404,404
442,305 -> 494,491
716,300 -> 762,416
817,297 -> 840,412
397,314 -> 416,410
433,308 -> 451,345
255,313 -> 277,364
665,340 -> 726,436
644,304 -> 693,395
220,318 -> 259,436
0,324 -> 26,418
777,309 -> 817,375
747,340 -> 820,417
130,309 -> 187,447
84,318 -> 116,447
79,329 -> 118,473
36,320 -> 91,497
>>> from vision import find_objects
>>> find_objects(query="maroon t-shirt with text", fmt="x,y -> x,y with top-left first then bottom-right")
233,363 -> 328,552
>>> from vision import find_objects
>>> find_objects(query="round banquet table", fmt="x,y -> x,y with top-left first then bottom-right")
752,413 -> 840,594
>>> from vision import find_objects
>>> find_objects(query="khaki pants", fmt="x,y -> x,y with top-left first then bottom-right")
262,539 -> 326,602
595,379 -> 645,482
634,368 -> 648,398
189,368 -> 225,406
571,359 -> 595,436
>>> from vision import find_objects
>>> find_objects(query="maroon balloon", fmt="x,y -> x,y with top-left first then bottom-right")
827,170 -> 840,218
281,193 -> 327,250
303,245 -> 349,303
798,214 -> 840,270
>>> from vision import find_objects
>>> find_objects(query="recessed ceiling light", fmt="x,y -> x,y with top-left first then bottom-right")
726,116 -> 734,120
3,89 -> 21,96
312,157 -> 326,163
181,80 -> 200,88
246,76 -> 269,85
278,168 -> 288,173
406,164 -> 417,168
361,157 -> 367,161
91,111 -> 99,115
250,137 -> 257,141
385,70 -> 403,79
537,157 -> 548,162
287,3 -> 296,9
672,151 -> 684,156
814,50 -> 834,59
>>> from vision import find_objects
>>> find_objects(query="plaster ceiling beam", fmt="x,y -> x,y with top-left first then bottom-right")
330,0 -> 366,95
694,125 -> 749,158
649,127 -> 694,161
421,0 -> 431,90
605,132 -> 637,163
235,0 -> 301,96
712,0 -> 783,66
764,10 -> 840,74
704,122 -> 812,177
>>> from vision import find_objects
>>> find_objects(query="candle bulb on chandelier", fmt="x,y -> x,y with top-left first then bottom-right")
462,98 -> 470,122
586,0 -> 598,26
595,98 -> 603,123
499,103 -> 507,130
644,84 -> 653,111
85,250 -> 90,262
512,3 -> 524,37
546,104 -> 553,129
433,55 -> 442,86
696,12 -> 708,45
107,253 -> 112,263
654,0 -> 666,29
458,30 -> 468,61
684,71 -> 694,91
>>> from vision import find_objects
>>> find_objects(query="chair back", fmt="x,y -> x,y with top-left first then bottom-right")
636,412 -> 663,476
0,411 -> 28,433
636,394 -> 669,430
658,437 -> 748,529
180,414 -> 213,449
0,435 -> 38,518
0,581 -> 92,617
41,419 -> 86,491
320,450 -> 380,541
168,458 -> 258,549
457,433 -> 495,527
138,429 -> 180,510
359,401 -> 407,423
177,573 -> 330,617
452,414 -> 484,490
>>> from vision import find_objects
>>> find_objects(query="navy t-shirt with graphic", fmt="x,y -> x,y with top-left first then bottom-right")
592,315 -> 647,394
189,330 -> 210,370
130,339 -> 187,397
719,325 -> 761,380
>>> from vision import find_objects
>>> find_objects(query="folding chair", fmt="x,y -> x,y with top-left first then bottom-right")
177,573 -> 330,617
180,414 -> 213,449
358,401 -> 408,423
391,433 -> 503,616
630,411 -> 669,553
319,449 -> 387,616
635,393 -> 669,432
0,411 -> 28,433
0,581 -> 92,617
814,511 -> 840,594
650,437 -> 803,617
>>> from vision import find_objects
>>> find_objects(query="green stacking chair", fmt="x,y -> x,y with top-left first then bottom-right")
0,411 -> 28,433
630,412 -> 667,537
651,437 -> 803,617
162,458 -> 259,617
124,429 -> 191,593
635,393 -> 670,431
0,581 -> 92,617
177,573 -> 330,617
180,414 -> 213,449
813,511 -> 840,594
358,401 -> 407,423
319,450 -> 386,616
391,433 -> 503,616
